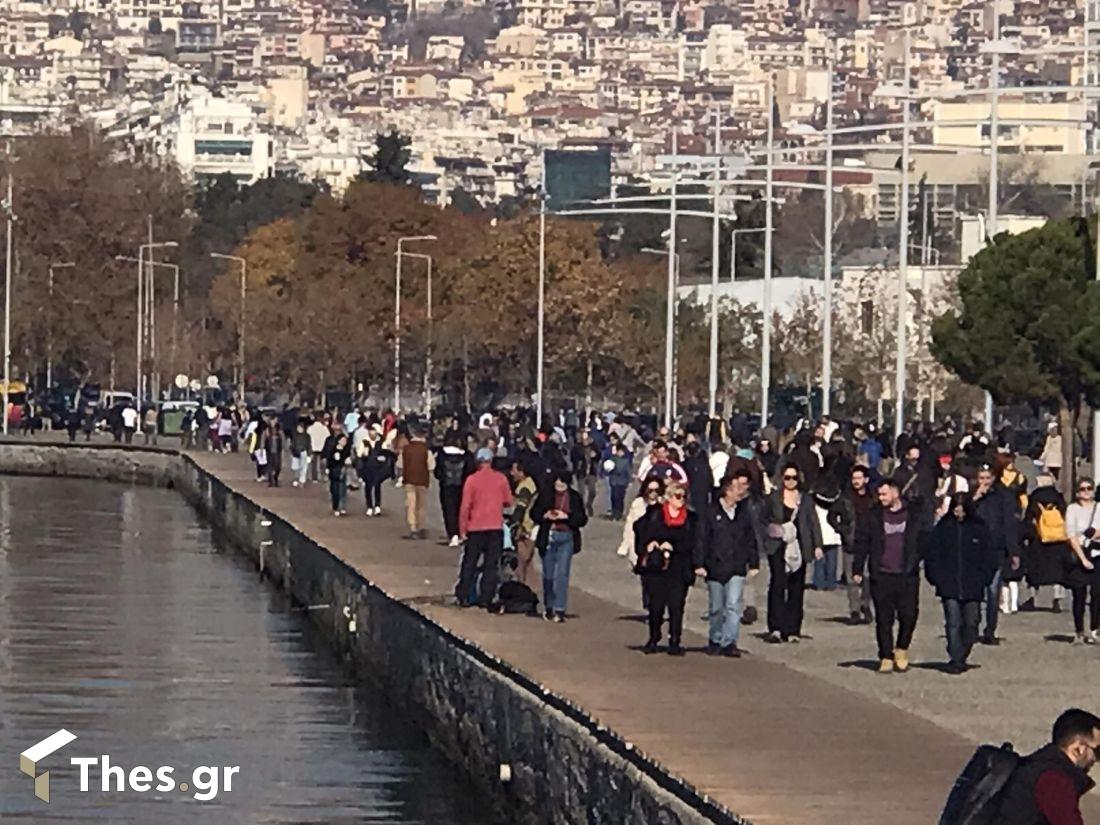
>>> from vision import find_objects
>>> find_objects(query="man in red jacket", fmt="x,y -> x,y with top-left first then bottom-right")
455,447 -> 514,609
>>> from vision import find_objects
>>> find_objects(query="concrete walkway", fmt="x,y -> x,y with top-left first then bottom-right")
189,449 -> 1080,825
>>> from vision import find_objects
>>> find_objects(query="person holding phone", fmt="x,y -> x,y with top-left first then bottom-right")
1065,477 -> 1100,645
532,471 -> 588,623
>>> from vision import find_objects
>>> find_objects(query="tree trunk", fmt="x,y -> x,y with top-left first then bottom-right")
805,372 -> 813,419
1059,396 -> 1075,499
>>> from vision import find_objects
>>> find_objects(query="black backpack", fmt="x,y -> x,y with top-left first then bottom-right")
939,743 -> 1019,825
495,581 -> 539,615
442,455 -> 466,488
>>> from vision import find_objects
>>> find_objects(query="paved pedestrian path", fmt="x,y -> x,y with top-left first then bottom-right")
190,451 -> 1028,825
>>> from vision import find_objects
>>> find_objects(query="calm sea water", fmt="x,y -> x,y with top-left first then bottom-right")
0,476 -> 484,823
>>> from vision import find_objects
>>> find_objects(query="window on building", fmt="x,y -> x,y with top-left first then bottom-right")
861,300 -> 874,336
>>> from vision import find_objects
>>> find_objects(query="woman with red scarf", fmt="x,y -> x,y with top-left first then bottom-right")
633,479 -> 700,655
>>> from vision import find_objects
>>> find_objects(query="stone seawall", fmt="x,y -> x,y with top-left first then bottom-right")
0,442 -> 741,825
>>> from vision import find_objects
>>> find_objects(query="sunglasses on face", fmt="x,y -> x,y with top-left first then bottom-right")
783,475 -> 799,482
1081,485 -> 1095,492
645,487 -> 660,496
669,493 -> 684,500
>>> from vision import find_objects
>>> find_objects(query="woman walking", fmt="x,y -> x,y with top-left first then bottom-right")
357,423 -> 392,517
325,431 -> 352,516
633,479 -> 698,655
1064,477 -> 1100,644
765,466 -> 822,643
923,493 -> 998,674
532,471 -> 588,623
436,432 -> 473,545
1022,473 -> 1071,613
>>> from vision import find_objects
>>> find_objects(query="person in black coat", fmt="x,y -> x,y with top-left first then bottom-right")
694,471 -> 761,657
531,471 -> 588,622
970,464 -> 1021,644
853,478 -> 933,673
764,466 -> 823,643
681,440 -> 714,515
1021,475 -> 1071,612
924,493 -> 998,674
633,479 -> 698,656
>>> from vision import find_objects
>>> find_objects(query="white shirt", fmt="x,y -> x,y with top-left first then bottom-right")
815,503 -> 841,546
307,421 -> 330,453
1066,501 -> 1100,558
121,407 -> 139,428
709,450 -> 730,488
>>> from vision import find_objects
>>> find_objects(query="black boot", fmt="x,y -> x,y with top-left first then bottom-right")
667,639 -> 685,656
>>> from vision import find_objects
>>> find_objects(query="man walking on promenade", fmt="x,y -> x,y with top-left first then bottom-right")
456,448 -> 513,609
971,462 -> 1020,644
996,708 -> 1099,824
839,464 -> 875,625
400,426 -> 433,540
853,477 -> 932,674
696,469 -> 760,657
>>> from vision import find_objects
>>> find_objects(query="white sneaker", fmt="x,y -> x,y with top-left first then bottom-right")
373,507 -> 382,516
449,535 -> 460,547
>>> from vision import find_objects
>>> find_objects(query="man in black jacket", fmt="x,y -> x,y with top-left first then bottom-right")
996,708 -> 1098,825
695,470 -> 761,657
853,478 -> 933,674
971,463 -> 1021,644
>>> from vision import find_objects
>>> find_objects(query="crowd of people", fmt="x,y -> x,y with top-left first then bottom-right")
182,402 -> 1098,674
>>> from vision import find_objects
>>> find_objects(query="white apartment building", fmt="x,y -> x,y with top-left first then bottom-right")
174,93 -> 272,182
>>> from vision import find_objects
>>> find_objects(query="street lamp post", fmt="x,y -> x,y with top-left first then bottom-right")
136,241 -> 177,405
46,261 -> 75,390
709,105 -> 722,418
822,64 -> 835,417
761,76 -> 775,428
117,256 -> 179,389
393,236 -> 435,413
399,250 -> 434,416
2,153 -> 13,435
210,253 -> 246,399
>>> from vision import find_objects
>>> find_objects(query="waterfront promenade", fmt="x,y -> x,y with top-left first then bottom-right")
189,449 -> 1057,825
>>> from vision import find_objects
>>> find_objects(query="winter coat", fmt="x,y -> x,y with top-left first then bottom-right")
854,501 -> 932,579
632,504 -> 699,584
765,490 -> 823,564
1023,486 -> 1072,587
682,452 -> 714,514
996,744 -> 1095,825
531,487 -> 588,555
923,515 -> 998,601
694,498 -> 762,583
971,485 -> 1021,562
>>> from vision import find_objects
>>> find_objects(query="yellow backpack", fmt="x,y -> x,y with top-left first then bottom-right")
1036,503 -> 1067,544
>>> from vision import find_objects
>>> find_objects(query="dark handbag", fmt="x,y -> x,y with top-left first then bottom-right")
637,541 -> 672,574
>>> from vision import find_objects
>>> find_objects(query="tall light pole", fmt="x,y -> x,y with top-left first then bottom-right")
135,241 -> 176,405
665,130 -> 679,428
393,235 -> 435,413
985,5 -> 1000,435
118,256 -> 179,386
46,261 -> 75,390
643,245 -> 681,422
400,250 -> 434,416
536,153 -> 547,427
761,76 -> 775,428
708,104 -> 722,418
822,64 -> 835,417
2,152 -> 13,435
894,29 -> 912,439
210,252 -> 246,399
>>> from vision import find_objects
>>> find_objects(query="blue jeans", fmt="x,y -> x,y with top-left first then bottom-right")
812,545 -> 839,591
542,530 -> 574,615
943,598 -> 981,666
609,484 -> 628,519
706,576 -> 745,648
983,568 -> 1003,638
